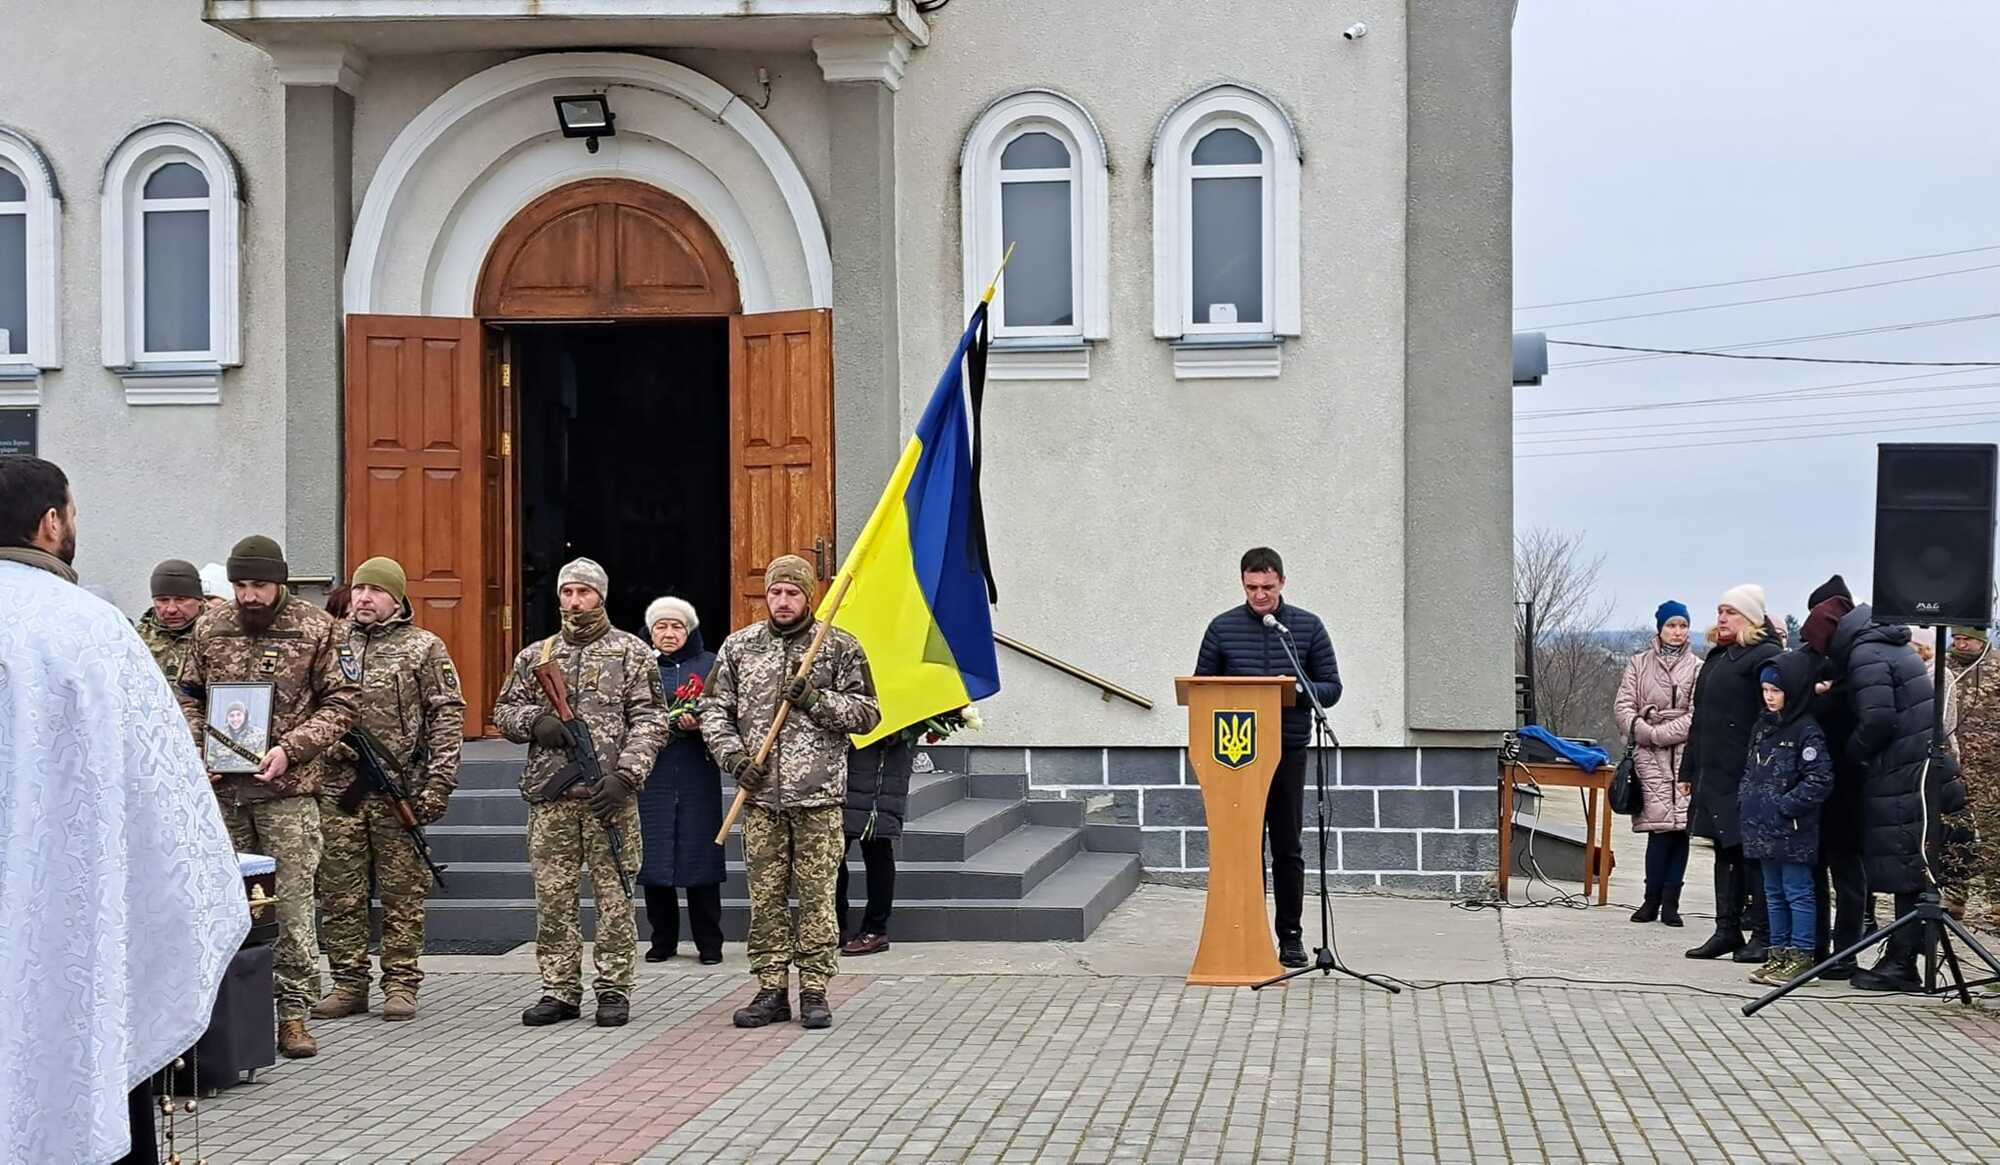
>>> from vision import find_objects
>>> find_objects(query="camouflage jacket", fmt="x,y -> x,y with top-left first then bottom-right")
176,593 -> 361,804
492,627 -> 669,800
136,609 -> 198,679
1951,658 -> 2000,799
700,617 -> 880,810
323,609 -> 466,814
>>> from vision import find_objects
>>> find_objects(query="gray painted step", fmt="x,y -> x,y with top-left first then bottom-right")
427,825 -> 527,864
437,787 -> 530,827
421,851 -> 1142,945
898,797 -> 1024,862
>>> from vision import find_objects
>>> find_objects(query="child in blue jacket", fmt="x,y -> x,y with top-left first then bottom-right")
1740,650 -> 1837,985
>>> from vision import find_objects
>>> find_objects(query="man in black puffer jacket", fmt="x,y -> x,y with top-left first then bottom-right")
1798,575 -> 1870,978
1195,546 -> 1343,969
1819,598 -> 1966,991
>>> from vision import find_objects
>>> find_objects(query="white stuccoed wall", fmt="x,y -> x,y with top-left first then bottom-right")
894,0 -> 1419,747
0,0 -> 287,612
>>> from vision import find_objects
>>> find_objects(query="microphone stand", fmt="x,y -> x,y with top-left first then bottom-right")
1254,619 -> 1399,994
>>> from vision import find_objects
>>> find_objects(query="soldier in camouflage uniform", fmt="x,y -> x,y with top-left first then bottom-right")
702,554 -> 879,1031
136,558 -> 205,678
1944,627 -> 1999,922
311,557 -> 464,1023
493,557 -> 668,1028
177,535 -> 359,1059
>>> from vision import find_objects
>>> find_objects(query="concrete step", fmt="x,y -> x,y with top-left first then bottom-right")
898,797 -> 1024,862
420,850 -> 1142,946
427,825 -> 528,864
436,787 -> 530,827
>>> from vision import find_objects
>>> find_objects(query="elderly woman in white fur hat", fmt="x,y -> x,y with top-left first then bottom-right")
636,596 -> 726,964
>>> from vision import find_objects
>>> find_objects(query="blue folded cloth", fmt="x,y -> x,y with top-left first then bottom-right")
1516,725 -> 1610,773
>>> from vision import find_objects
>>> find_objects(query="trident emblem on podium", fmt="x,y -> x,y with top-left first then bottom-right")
1212,710 -> 1257,769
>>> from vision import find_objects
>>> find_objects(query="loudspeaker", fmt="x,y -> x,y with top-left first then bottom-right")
1872,443 -> 1997,625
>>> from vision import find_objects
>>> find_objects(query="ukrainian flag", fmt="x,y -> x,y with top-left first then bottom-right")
821,302 -> 1002,747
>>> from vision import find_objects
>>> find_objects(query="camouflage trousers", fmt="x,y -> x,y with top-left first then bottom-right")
317,792 -> 433,994
742,804 -> 844,992
527,799 -> 641,1005
221,796 -> 324,1021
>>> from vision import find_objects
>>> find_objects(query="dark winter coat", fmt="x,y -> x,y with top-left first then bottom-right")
1830,605 -> 1966,893
637,631 -> 724,888
844,738 -> 915,840
1804,647 -> 1867,855
1686,627 -> 1783,847
1194,601 -> 1342,749
1739,652 -> 1836,865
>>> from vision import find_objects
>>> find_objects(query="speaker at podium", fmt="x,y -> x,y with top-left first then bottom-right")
1176,674 -> 1294,986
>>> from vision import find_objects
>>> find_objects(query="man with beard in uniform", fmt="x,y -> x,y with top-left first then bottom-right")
312,556 -> 464,1023
702,554 -> 879,1031
178,534 -> 360,1059
137,558 -> 206,678
493,557 -> 668,1029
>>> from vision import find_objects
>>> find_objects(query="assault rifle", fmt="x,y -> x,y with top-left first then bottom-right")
337,727 -> 449,887
532,662 -> 634,899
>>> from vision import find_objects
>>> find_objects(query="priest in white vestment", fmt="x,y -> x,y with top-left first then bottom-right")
0,457 -> 249,1164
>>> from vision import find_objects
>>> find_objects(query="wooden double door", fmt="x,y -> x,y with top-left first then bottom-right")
344,180 -> 833,733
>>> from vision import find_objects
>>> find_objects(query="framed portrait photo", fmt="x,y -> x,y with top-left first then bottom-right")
205,682 -> 275,774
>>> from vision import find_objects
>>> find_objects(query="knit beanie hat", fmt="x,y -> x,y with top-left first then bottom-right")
558,557 -> 608,598
765,554 -> 816,598
1654,600 -> 1690,630
1719,583 -> 1767,628
150,558 -> 203,599
1807,574 -> 1853,612
1801,597 -> 1850,655
1759,664 -> 1782,687
226,535 -> 289,584
1954,625 -> 1991,645
644,595 -> 699,632
350,556 -> 408,606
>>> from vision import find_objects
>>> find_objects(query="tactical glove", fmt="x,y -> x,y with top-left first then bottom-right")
413,791 -> 450,825
531,713 -> 570,749
590,774 -> 635,817
727,753 -> 770,792
782,676 -> 820,712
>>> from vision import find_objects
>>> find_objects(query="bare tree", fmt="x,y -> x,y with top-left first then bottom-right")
1514,528 -> 1622,741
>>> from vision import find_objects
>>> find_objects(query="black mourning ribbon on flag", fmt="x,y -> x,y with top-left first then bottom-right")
965,301 -> 1000,605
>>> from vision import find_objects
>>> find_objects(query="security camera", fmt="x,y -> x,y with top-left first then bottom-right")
1343,22 -> 1368,39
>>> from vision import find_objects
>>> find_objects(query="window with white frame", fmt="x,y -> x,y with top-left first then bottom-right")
1152,84 -> 1302,377
101,121 -> 242,404
0,127 -> 63,389
961,89 -> 1108,380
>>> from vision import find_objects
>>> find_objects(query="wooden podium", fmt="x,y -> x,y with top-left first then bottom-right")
1177,675 -> 1294,987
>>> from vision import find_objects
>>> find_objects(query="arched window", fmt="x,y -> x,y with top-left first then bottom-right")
1152,84 -> 1302,377
101,121 -> 243,404
961,89 -> 1109,380
0,126 -> 62,395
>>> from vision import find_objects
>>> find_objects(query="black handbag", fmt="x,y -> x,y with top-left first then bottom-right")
1608,724 -> 1643,816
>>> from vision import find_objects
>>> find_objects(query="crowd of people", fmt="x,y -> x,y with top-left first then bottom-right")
0,456 -> 941,1160
1614,577 -> 1979,989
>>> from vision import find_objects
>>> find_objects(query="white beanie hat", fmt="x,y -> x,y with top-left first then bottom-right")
557,557 -> 609,598
199,562 -> 230,598
644,595 -> 699,633
1719,583 -> 1767,628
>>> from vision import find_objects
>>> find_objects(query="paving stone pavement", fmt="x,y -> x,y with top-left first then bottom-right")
189,955 -> 2000,1164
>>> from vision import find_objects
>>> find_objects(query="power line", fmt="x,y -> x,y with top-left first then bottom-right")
1515,242 -> 2000,312
1516,368 -> 1987,420
1529,260 -> 2000,330
1549,312 -> 2000,369
1517,412 -> 2000,461
1517,398 -> 2000,444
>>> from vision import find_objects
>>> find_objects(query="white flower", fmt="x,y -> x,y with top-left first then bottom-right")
960,706 -> 984,732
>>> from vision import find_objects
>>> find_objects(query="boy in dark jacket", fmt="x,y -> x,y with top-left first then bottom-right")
1741,651 -> 1837,986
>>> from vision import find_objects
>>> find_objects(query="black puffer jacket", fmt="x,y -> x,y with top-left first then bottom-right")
1804,648 -> 1867,854
1830,605 -> 1964,893
1739,651 -> 1836,866
1686,628 -> 1783,847
844,738 -> 914,839
1194,601 -> 1342,748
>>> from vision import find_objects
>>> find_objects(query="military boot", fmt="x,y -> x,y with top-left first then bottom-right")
595,992 -> 630,1027
277,1020 -> 319,1059
381,988 -> 418,1022
732,988 -> 791,1028
311,986 -> 368,1019
798,990 -> 833,1030
521,996 -> 582,1027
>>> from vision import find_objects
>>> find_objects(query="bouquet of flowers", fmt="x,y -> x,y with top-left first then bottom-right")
898,705 -> 984,747
667,672 -> 704,722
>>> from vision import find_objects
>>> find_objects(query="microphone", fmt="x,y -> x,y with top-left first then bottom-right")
1262,612 -> 1292,636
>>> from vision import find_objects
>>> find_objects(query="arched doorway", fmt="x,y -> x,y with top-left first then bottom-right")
345,177 -> 832,731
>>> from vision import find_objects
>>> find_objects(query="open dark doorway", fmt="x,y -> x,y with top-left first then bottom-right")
514,321 -> 731,647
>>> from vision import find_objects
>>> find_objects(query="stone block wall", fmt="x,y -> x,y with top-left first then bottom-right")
963,746 -> 1500,897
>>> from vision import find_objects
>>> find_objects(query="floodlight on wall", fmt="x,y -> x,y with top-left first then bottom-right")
554,94 -> 616,153
1513,331 -> 1548,387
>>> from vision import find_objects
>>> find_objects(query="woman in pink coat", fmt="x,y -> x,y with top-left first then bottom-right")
1615,601 -> 1703,926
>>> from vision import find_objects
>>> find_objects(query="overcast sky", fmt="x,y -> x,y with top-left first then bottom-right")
1512,1 -> 2000,632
